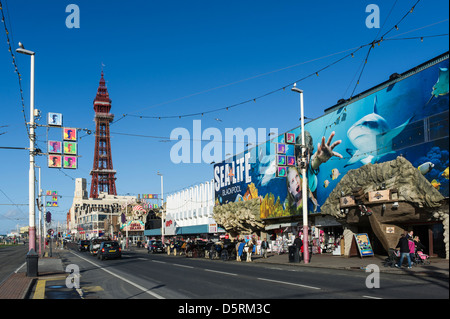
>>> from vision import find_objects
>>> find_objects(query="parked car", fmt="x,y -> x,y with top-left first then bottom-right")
78,240 -> 90,252
151,241 -> 165,253
97,241 -> 121,260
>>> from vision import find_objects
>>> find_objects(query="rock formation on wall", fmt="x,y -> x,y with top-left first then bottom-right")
321,156 -> 448,257
321,156 -> 445,219
213,198 -> 264,237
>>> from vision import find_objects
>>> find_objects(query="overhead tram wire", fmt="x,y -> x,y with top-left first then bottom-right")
121,45 -> 367,121
0,0 -> 31,140
349,0 -> 422,98
78,30 -> 447,145
118,22 -> 442,123
113,44 -> 370,123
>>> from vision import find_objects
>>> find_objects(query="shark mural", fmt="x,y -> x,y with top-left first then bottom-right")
345,96 -> 411,167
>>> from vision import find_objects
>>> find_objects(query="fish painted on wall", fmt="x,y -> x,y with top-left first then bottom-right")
330,168 -> 341,180
345,96 -> 411,167
431,179 -> 441,190
442,167 -> 449,179
418,162 -> 434,175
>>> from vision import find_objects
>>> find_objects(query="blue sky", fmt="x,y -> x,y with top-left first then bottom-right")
0,0 -> 448,234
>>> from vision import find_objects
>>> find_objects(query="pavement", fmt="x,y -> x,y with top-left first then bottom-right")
0,247 -> 448,299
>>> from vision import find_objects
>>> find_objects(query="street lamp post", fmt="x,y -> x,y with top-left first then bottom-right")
291,84 -> 310,264
36,165 -> 42,256
16,43 -> 36,252
157,172 -> 164,244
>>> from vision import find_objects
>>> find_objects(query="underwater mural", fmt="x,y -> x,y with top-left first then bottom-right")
213,54 -> 449,219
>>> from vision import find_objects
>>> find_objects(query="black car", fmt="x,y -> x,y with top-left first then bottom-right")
89,238 -> 108,256
78,240 -> 90,252
151,241 -> 165,253
97,241 -> 121,260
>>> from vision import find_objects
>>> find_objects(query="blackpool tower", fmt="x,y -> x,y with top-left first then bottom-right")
90,71 -> 117,198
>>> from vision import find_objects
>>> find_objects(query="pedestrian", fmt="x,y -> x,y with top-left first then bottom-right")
293,235 -> 302,261
408,237 -> 416,264
261,238 -> 269,258
413,236 -> 426,252
406,230 -> 414,239
395,234 -> 412,269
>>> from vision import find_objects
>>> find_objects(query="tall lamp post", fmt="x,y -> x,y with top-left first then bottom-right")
291,84 -> 310,264
16,43 -> 36,252
157,172 -> 164,244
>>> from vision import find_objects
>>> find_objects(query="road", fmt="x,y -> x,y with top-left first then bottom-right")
0,244 -> 28,286
56,245 -> 448,301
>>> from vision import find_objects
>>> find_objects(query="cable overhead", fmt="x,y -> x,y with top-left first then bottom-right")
114,0 -> 441,123
0,0 -> 30,140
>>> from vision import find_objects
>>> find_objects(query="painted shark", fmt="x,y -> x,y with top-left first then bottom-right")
345,95 -> 411,167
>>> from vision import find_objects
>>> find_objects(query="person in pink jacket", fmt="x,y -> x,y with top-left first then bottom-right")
408,238 -> 416,265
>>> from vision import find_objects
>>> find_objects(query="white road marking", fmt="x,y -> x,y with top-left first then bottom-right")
257,277 -> 321,290
173,263 -> 194,269
362,295 -> 383,299
14,262 -> 26,273
204,269 -> 237,276
70,251 -> 165,299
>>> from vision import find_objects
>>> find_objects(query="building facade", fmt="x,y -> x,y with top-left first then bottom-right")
69,178 -> 136,240
213,52 -> 449,258
145,180 -> 225,239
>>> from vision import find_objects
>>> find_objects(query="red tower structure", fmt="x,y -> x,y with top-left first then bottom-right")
90,71 -> 117,198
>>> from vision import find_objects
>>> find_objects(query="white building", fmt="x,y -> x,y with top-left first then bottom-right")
145,179 -> 224,238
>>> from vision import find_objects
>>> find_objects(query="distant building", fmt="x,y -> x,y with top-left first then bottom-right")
69,178 -> 136,239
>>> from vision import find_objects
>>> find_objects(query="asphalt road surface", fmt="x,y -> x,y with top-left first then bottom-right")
58,246 -> 449,300
0,244 -> 28,285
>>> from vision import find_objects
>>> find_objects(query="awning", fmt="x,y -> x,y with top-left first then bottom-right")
144,229 -> 161,236
176,225 -> 225,235
265,222 -> 299,230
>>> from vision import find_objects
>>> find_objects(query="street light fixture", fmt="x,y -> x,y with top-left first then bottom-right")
16,42 -> 36,252
291,83 -> 310,264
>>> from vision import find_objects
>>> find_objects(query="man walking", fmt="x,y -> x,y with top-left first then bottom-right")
261,238 -> 269,258
395,234 -> 412,269
293,235 -> 302,262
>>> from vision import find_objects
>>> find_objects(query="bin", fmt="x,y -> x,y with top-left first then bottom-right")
288,245 -> 300,263
288,245 -> 295,262
26,249 -> 39,277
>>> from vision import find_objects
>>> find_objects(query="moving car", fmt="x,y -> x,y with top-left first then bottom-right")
78,240 -> 90,252
89,238 -> 108,256
151,241 -> 165,253
97,241 -> 121,260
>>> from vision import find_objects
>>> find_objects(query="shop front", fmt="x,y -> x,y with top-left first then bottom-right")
120,220 -> 145,244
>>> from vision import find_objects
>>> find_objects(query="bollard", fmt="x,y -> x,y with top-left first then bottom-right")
26,249 -> 39,277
